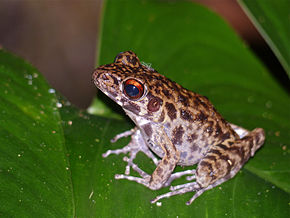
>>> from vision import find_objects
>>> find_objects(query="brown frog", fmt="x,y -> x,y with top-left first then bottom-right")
92,51 -> 265,205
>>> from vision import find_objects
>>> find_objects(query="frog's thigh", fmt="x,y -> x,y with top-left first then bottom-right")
195,128 -> 265,196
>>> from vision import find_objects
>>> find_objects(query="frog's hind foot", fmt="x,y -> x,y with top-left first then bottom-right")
151,182 -> 201,205
151,181 -> 218,205
163,169 -> 196,187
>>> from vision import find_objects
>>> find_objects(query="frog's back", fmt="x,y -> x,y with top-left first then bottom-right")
141,71 -> 239,166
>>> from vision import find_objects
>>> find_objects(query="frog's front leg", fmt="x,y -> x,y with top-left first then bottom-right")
103,128 -> 159,175
115,129 -> 180,190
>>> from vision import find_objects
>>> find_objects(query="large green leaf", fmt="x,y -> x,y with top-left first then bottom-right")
0,0 -> 289,217
0,51 -> 74,216
93,0 -> 290,216
238,0 -> 290,76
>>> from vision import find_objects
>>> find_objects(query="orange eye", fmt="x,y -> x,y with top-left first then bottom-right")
123,79 -> 144,100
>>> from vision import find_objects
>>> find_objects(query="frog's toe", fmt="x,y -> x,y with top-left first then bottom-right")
110,128 -> 136,143
123,156 -> 150,178
186,188 -> 207,205
115,174 -> 150,187
169,182 -> 198,191
163,169 -> 196,187
186,174 -> 196,181
151,184 -> 197,204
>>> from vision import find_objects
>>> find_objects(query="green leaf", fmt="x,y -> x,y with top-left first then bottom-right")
93,0 -> 290,216
0,0 -> 289,217
238,0 -> 290,76
0,50 -> 74,216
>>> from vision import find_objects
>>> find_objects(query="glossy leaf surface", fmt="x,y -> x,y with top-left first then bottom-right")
0,0 -> 289,217
238,0 -> 290,76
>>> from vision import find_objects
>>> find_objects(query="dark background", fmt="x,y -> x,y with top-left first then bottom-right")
0,0 -> 285,108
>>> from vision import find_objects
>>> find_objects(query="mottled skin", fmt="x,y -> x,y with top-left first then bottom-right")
92,51 -> 265,205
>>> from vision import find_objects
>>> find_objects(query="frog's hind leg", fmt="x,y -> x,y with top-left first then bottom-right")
151,183 -> 199,204
152,128 -> 265,205
151,173 -> 232,205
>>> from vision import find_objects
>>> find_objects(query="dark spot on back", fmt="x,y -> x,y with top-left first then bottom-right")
162,89 -> 172,99
165,102 -> 177,120
211,149 -> 222,156
215,123 -> 222,137
155,81 -> 163,88
187,133 -> 198,143
198,161 -> 213,172
178,95 -> 189,106
216,143 -> 229,150
206,126 -> 213,135
205,155 -> 217,161
154,88 -> 160,94
170,81 -> 180,92
172,125 -> 184,145
196,112 -> 208,122
180,109 -> 193,121
199,97 -> 209,110
194,97 -> 202,107
221,132 -> 230,141
229,146 -> 245,163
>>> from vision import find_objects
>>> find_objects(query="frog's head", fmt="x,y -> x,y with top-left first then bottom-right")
93,51 -> 179,123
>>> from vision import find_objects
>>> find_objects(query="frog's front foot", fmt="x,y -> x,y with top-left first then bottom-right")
115,156 -> 152,187
103,129 -> 159,175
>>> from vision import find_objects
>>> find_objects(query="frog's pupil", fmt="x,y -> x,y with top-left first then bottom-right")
125,84 -> 139,97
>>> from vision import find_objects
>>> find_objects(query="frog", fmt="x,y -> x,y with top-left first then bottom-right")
92,51 -> 265,205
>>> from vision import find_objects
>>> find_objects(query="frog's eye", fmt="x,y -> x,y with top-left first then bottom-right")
123,79 -> 144,100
